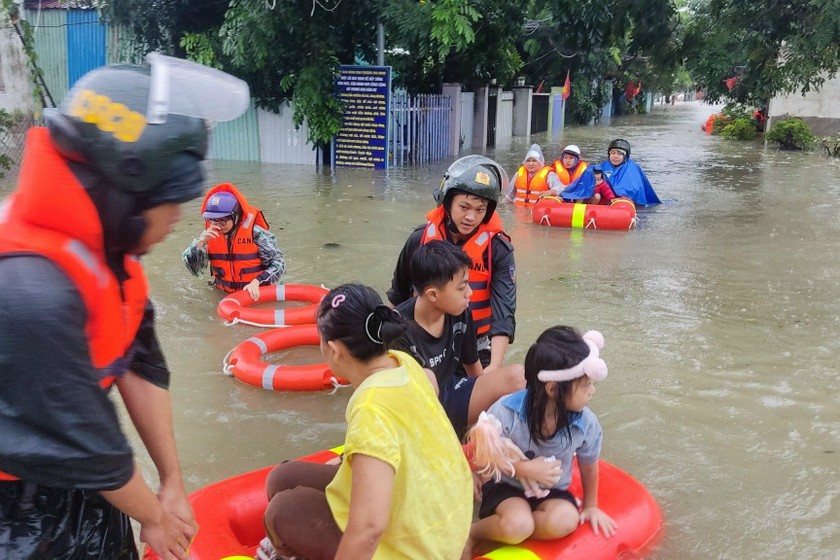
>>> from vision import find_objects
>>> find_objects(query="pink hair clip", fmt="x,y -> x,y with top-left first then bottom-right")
331,294 -> 346,308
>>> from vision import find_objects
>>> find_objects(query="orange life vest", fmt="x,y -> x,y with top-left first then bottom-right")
513,166 -> 552,206
553,160 -> 588,186
0,128 -> 149,481
201,183 -> 270,293
420,206 -> 503,336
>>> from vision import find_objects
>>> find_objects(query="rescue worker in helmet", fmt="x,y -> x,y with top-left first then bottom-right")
0,55 -> 249,559
388,155 -> 517,371
183,183 -> 286,301
598,138 -> 661,205
505,143 -> 563,206
547,144 -> 596,201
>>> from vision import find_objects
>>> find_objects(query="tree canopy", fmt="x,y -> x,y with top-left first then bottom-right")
683,0 -> 840,105
101,0 -> 840,139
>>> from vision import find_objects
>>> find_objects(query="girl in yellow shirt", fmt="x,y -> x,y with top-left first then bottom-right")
263,283 -> 473,560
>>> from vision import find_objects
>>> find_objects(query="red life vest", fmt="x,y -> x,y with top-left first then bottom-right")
201,183 -> 269,293
513,165 -> 552,206
420,206 -> 503,336
553,160 -> 588,186
0,128 -> 149,481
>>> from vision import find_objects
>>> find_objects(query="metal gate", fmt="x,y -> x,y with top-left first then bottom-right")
390,90 -> 452,166
486,89 -> 498,147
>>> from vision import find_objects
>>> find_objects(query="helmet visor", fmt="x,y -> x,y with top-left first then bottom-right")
146,53 -> 250,125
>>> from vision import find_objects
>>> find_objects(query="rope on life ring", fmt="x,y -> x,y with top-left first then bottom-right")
217,284 -> 329,328
223,324 -> 351,391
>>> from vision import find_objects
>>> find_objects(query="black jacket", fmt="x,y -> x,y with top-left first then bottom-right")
387,224 -> 516,343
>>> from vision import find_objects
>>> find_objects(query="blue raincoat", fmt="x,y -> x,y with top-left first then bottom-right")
559,167 -> 596,201
599,159 -> 660,205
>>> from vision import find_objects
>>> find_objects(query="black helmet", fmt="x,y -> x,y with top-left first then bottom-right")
46,64 -> 208,205
607,138 -> 631,160
434,155 -> 508,223
44,54 -> 249,255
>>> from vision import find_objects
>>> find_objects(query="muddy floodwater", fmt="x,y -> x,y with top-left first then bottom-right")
3,101 -> 839,559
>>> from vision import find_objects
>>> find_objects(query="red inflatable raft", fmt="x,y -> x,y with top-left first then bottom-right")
223,324 -> 349,391
532,196 -> 637,230
144,447 -> 662,560
217,283 -> 328,327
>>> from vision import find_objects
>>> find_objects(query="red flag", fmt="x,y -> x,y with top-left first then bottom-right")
723,77 -> 737,90
561,70 -> 571,100
535,80 -> 545,93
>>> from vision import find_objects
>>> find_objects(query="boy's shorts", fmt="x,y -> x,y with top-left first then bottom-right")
439,374 -> 478,438
478,480 -> 578,519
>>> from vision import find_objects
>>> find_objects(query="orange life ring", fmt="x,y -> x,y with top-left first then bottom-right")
217,284 -> 329,327
224,324 -> 350,391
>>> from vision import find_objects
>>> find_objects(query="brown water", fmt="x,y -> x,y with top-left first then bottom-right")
3,101 -> 839,559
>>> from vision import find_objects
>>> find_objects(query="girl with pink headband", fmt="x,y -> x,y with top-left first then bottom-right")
463,326 -> 616,557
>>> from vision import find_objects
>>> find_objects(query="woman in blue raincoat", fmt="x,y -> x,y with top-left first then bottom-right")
599,139 -> 660,205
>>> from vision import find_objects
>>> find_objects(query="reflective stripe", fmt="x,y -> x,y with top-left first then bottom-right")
572,203 -> 586,228
0,197 -> 12,223
425,222 -> 437,238
64,240 -> 108,288
481,546 -> 541,560
262,364 -> 278,390
275,284 -> 286,301
274,309 -> 286,325
248,336 -> 268,354
242,212 -> 254,229
208,252 -> 260,261
221,297 -> 241,308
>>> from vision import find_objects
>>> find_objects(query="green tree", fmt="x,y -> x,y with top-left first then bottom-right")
105,0 -> 502,145
683,0 -> 840,105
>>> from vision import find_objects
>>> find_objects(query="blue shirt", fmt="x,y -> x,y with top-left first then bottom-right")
487,389 -> 603,491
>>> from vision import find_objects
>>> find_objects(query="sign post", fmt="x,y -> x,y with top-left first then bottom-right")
333,65 -> 391,169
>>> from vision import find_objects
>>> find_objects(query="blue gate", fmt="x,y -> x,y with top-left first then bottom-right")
389,90 -> 451,166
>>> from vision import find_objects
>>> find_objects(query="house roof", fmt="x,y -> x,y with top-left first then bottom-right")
23,0 -> 98,9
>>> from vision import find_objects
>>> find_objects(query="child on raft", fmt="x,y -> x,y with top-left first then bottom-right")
587,166 -> 617,206
262,284 -> 472,560
393,239 -> 525,438
463,326 -> 617,558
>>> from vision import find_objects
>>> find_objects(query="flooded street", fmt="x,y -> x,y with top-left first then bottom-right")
4,100 -> 839,558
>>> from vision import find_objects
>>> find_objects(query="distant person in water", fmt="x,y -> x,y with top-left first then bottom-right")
598,139 -> 660,205
183,183 -> 285,300
550,145 -> 596,202
507,144 -> 562,206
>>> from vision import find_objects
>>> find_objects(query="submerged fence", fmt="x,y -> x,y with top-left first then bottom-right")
390,90 -> 451,166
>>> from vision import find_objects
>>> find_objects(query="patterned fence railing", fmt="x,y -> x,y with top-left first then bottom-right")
390,90 -> 451,166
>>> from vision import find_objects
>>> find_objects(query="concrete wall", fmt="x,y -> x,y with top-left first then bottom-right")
768,74 -> 840,136
495,90 -> 513,148
0,19 -> 33,113
459,91 -> 474,151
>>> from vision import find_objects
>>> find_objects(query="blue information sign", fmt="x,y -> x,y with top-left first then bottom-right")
334,65 -> 391,169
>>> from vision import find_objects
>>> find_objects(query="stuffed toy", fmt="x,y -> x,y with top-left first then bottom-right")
464,411 -> 556,498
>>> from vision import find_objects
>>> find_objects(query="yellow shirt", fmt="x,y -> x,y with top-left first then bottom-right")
326,350 -> 473,559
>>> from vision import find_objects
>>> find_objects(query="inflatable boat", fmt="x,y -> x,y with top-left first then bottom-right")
144,447 -> 662,560
532,196 -> 637,230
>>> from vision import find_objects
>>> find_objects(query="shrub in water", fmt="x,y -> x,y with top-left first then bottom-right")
766,118 -> 816,150
720,117 -> 757,140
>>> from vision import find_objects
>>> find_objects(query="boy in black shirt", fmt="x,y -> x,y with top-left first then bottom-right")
395,240 -> 525,437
